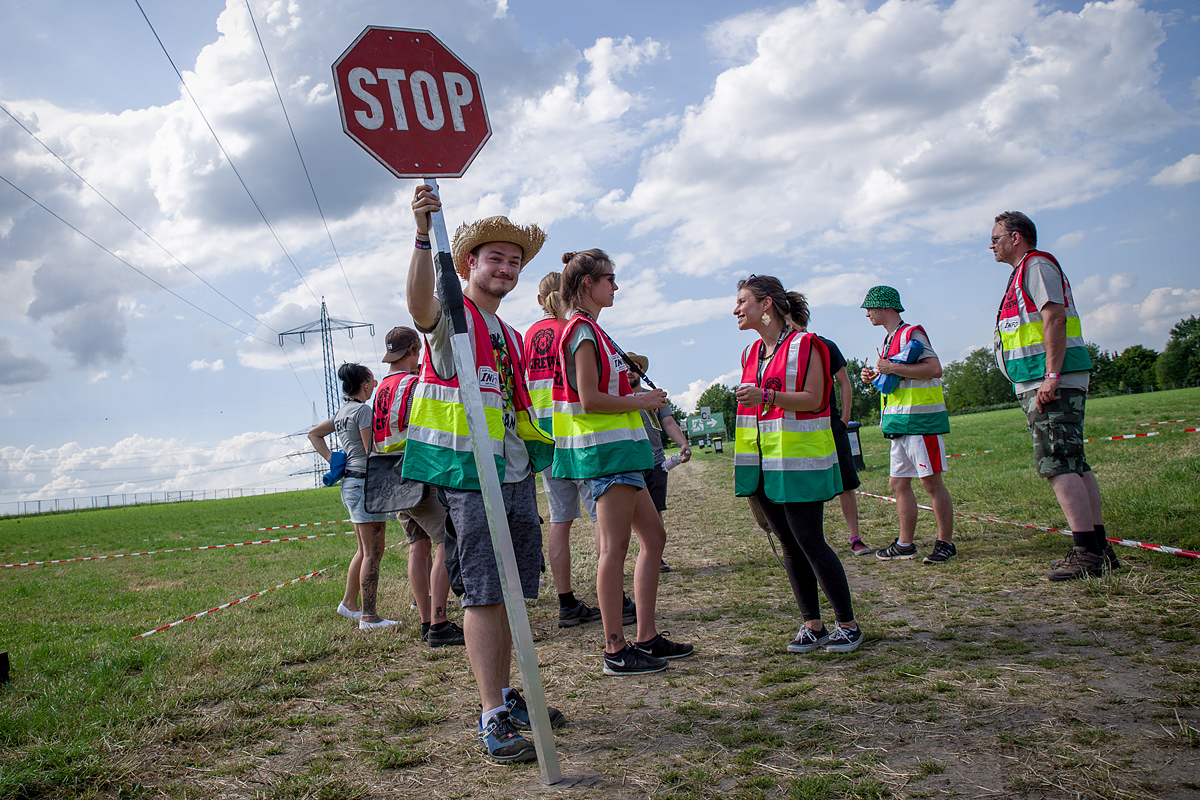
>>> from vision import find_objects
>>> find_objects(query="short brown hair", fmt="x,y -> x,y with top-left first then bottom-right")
995,211 -> 1037,248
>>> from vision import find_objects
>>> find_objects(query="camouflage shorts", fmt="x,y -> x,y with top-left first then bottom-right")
1020,388 -> 1091,478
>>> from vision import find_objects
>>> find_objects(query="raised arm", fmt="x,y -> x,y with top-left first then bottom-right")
406,184 -> 443,330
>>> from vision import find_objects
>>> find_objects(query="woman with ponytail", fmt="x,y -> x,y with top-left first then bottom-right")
308,362 -> 398,631
552,249 -> 694,676
732,275 -> 862,653
524,272 -> 603,628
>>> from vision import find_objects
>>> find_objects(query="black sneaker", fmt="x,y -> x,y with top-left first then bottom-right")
504,689 -> 566,730
477,711 -> 537,763
923,540 -> 956,564
876,539 -> 918,560
787,625 -> 830,654
558,600 -> 602,628
622,596 -> 637,626
634,632 -> 694,660
603,643 -> 668,676
427,620 -> 465,647
824,625 -> 863,653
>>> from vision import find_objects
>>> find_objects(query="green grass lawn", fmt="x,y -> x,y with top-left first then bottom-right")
0,388 -> 1196,799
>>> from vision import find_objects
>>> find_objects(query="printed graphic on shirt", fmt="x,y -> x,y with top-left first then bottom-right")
491,331 -> 518,433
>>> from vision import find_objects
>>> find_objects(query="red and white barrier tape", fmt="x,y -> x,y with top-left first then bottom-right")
131,566 -> 336,639
1087,428 -> 1199,443
854,490 -> 1200,559
948,449 -> 994,458
1138,419 -> 1193,426
2,530 -> 355,569
256,519 -> 350,531
131,541 -> 406,640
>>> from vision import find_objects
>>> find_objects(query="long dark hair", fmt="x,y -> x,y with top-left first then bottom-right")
737,274 -> 805,328
338,362 -> 373,399
559,249 -> 612,316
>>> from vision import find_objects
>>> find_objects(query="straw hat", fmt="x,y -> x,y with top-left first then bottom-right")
624,352 -> 649,373
451,216 -> 547,279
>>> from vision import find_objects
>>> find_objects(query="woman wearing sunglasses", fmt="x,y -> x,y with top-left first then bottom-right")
552,249 -> 694,676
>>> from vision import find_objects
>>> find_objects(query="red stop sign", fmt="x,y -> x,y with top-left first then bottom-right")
332,27 -> 491,178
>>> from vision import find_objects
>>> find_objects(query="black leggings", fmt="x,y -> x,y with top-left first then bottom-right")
754,489 -> 855,625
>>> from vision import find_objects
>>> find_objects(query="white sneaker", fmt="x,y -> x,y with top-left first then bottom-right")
359,618 -> 400,631
337,602 -> 362,621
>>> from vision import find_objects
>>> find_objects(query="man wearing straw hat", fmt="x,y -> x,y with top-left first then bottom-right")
403,185 -> 562,763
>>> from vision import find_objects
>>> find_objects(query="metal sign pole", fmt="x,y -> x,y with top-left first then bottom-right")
425,178 -> 561,785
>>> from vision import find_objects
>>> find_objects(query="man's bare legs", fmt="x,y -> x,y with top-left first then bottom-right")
463,603 -> 511,714
919,473 -> 954,543
890,476 -> 919,545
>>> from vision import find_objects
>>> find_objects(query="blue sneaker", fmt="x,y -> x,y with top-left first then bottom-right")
504,689 -> 566,730
478,711 -> 537,763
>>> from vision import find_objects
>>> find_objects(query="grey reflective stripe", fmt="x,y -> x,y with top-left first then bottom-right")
553,399 -> 586,415
415,381 -> 503,410
555,427 -> 649,449
1004,336 -> 1088,358
735,413 -> 759,427
882,403 -> 947,415
762,453 -> 840,471
530,406 -> 552,421
758,417 -> 832,435
406,425 -> 503,456
734,453 -> 760,466
785,334 -> 801,380
528,378 -> 553,391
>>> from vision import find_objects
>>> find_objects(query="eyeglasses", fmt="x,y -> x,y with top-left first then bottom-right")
600,273 -> 617,284
991,231 -> 1016,244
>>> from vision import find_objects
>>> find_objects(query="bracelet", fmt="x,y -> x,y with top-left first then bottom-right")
415,231 -> 430,240
762,387 -> 770,407
415,237 -> 432,250
1045,372 -> 1061,379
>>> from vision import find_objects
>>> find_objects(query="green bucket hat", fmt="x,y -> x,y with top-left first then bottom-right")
861,285 -> 904,312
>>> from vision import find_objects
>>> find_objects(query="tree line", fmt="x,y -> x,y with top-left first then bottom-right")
688,315 -> 1200,436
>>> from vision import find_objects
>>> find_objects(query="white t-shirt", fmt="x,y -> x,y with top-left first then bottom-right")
420,307 -> 531,484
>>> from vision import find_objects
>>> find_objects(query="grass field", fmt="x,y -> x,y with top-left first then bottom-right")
1,388 -> 1198,799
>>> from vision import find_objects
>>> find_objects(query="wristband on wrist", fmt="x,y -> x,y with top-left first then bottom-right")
1045,372 -> 1061,379
415,237 -> 432,250
762,387 -> 770,408
415,231 -> 430,239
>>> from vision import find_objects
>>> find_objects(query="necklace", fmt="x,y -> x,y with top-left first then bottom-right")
759,326 -> 787,360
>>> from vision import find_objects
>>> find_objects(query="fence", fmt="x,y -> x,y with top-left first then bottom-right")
0,487 -> 303,519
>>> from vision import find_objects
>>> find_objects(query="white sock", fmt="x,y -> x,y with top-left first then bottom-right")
481,704 -> 507,727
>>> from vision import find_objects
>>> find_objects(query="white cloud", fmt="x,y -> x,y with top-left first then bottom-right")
1053,230 -> 1085,249
1080,284 -> 1200,351
1150,153 -> 1200,186
188,358 -> 226,372
597,0 -> 1176,275
674,368 -> 743,414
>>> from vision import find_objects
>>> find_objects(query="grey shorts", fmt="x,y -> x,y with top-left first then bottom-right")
442,475 -> 543,607
396,489 -> 447,545
543,470 -> 597,523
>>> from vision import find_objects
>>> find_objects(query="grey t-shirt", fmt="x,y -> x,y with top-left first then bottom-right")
420,307 -> 531,484
639,407 -> 672,466
333,400 -> 373,471
1009,255 -> 1091,396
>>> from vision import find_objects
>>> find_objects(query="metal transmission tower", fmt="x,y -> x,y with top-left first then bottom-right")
279,299 -> 374,420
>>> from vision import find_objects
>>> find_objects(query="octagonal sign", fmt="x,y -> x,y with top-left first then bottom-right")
332,26 -> 491,178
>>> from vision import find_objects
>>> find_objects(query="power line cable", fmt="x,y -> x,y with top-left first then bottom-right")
243,0 -> 366,325
0,102 -> 280,336
133,0 -> 320,305
0,172 -> 278,346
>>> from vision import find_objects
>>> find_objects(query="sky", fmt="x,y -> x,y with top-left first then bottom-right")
0,0 -> 1197,509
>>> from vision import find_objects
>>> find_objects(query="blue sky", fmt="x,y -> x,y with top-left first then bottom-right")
1,0 -> 1197,506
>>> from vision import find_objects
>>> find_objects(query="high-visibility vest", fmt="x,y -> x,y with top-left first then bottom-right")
523,316 -> 562,437
551,312 -> 651,479
734,331 -> 842,503
372,372 -> 420,453
401,299 -> 553,491
994,250 -> 1092,384
879,323 -> 950,436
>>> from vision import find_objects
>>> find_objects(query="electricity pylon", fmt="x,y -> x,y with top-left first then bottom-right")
279,298 -> 374,421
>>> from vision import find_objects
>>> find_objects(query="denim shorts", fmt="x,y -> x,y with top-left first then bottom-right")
585,470 -> 646,501
341,476 -> 387,524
